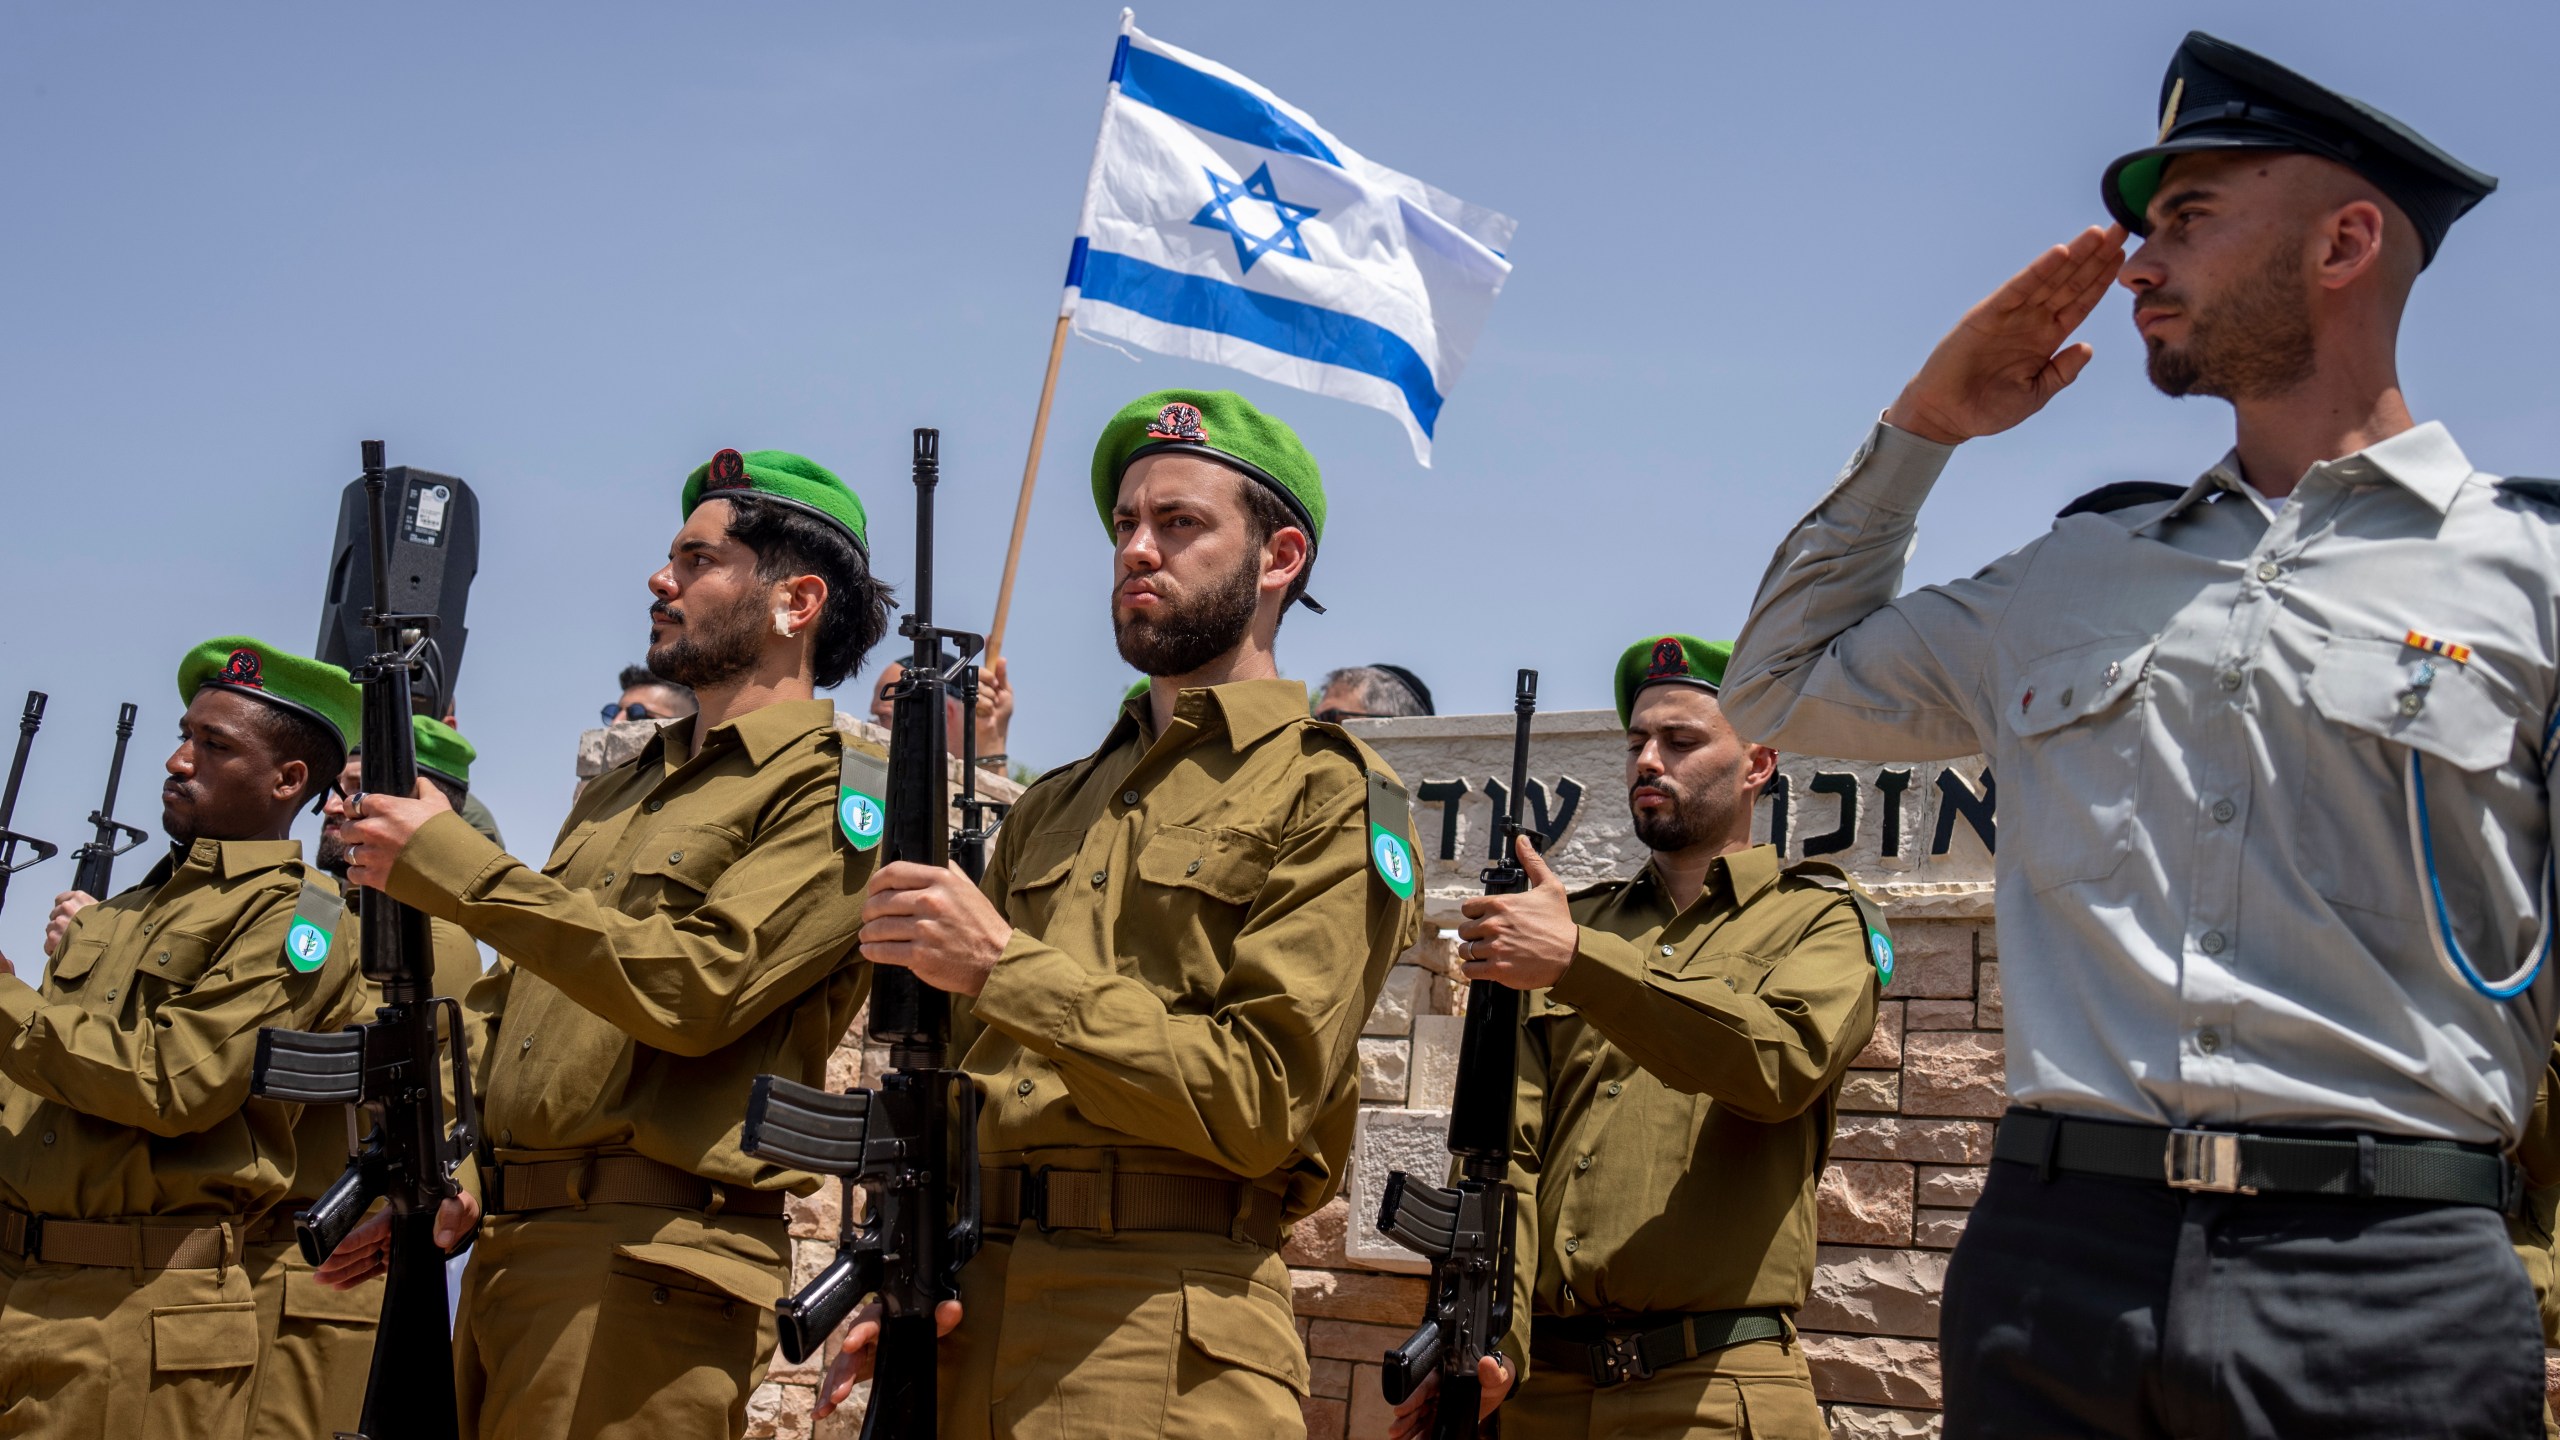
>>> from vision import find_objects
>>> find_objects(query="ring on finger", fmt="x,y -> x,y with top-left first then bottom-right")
347,790 -> 366,819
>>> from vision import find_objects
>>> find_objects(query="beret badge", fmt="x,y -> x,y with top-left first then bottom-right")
1146,402 -> 1208,445
706,448 -> 749,490
1644,638 -> 1688,680
219,647 -> 266,690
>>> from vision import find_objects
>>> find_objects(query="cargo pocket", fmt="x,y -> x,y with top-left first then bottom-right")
151,1301 -> 259,1372
1179,1269 -> 1309,1395
283,1265 -> 382,1327
2000,637 -> 2155,893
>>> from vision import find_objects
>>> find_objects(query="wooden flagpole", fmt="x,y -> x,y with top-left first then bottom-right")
986,313 -> 1073,660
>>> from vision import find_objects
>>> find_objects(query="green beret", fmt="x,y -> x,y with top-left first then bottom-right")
682,448 -> 869,556
358,715 -> 476,788
1090,390 -> 1326,552
178,637 -> 361,755
1614,634 -> 1732,727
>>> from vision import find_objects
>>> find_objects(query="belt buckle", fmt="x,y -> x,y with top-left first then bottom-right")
1590,1331 -> 1652,1388
2163,1129 -> 2251,1194
1023,1167 -> 1056,1234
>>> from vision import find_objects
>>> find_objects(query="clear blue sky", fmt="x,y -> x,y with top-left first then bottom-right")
3,2 -> 2552,960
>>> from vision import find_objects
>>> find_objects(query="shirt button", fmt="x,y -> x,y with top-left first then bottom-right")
651,1287 -> 670,1305
157,953 -> 169,965
1606,1082 -> 1623,1097
667,850 -> 684,864
1121,790 -> 1140,806
1576,1155 -> 1592,1172
646,800 -> 663,813
1091,870 -> 1108,887
2211,799 -> 2236,824
2399,692 -> 2426,717
2218,669 -> 2244,691
2256,561 -> 2281,582
1186,860 -> 1201,876
41,1132 -> 54,1146
1016,1079 -> 1035,1096
501,1129 -> 514,1146
1563,1237 -> 1580,1254
2200,930 -> 2228,955
521,1037 -> 533,1052
2197,1028 -> 2224,1054
1660,945 -> 1676,957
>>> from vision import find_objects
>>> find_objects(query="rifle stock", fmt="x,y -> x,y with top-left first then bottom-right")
1379,670 -> 1540,1438
249,439 -> 481,1440
70,702 -> 146,900
0,692 -> 59,915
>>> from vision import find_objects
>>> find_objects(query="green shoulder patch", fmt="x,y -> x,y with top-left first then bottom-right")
837,744 -> 888,852
1789,860 -> 1896,989
283,879 -> 344,974
1364,770 -> 1418,901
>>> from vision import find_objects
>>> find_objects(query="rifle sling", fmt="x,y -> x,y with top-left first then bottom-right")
981,1165 -> 1282,1247
488,1156 -> 787,1218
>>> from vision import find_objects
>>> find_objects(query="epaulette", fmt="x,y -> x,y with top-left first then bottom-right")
2056,480 -> 2186,520
1565,878 -> 1629,904
2496,477 -> 2560,512
1783,858 -> 1897,989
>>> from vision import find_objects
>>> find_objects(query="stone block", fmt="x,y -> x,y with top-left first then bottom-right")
1404,931 -> 1461,976
1831,1117 -> 1994,1165
1283,1196 -> 1352,1268
1818,1161 -> 1914,1247
813,1386 -> 866,1440
1311,1356 -> 1355,1399
1974,924 -> 1997,960
1309,1317 -> 1415,1362
1851,1001 -> 1904,1070
1803,1333 -> 1941,1409
1916,1208 -> 1972,1249
1344,1108 -> 1446,1273
1301,1394 -> 1348,1440
1347,1364 -> 1395,1439
1916,1165 -> 1985,1210
1801,1246 -> 1946,1338
1365,966 -> 1423,1037
743,1377 -> 816,1439
1829,1404 -> 1945,1438
1904,1000 -> 1973,1031
1359,1037 -> 1412,1103
1292,1266 -> 1430,1325
787,1183 -> 839,1242
1892,922 -> 1976,999
1408,1015 -> 1465,1111
1901,1033 -> 2008,1118
1976,962 -> 2003,1029
1839,1071 -> 1901,1113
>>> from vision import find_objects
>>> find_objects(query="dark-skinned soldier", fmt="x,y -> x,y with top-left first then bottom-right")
0,637 -> 363,1438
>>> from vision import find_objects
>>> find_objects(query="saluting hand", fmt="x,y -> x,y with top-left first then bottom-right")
339,779 -> 454,893
861,861 -> 1013,997
1885,224 -> 2127,446
44,890 -> 97,958
815,1298 -> 965,1420
1455,836 -> 1578,991
1386,1353 -> 1514,1439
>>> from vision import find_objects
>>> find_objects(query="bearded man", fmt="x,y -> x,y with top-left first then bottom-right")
319,449 -> 893,1439
1392,634 -> 1882,1440
1725,32 -> 2550,1440
821,388 -> 1424,1438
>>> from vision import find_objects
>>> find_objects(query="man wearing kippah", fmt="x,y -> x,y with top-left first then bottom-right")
322,448 -> 895,1438
1316,663 -> 1436,722
0,637 -> 365,1438
1727,31 -> 2553,1438
824,389 -> 1424,1436
1395,635 -> 1880,1440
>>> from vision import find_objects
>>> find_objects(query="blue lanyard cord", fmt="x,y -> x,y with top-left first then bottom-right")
2406,748 -> 2552,1000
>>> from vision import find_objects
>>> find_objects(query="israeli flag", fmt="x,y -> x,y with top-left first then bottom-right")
1063,13 -> 1516,464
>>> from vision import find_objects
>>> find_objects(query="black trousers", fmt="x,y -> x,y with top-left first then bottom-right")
1941,1156 -> 2545,1439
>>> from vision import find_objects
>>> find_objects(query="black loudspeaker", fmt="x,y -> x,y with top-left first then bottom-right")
316,466 -> 480,716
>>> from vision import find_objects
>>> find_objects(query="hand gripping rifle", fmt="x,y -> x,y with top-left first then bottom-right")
69,703 -> 147,901
740,428 -> 983,1438
0,692 -> 58,916
249,440 -> 482,1440
1379,669 -> 1541,1437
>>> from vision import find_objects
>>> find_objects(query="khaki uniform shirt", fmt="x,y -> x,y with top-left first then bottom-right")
1727,419 -> 2560,1144
0,840 -> 357,1221
961,680 -> 1423,1223
1503,846 -> 1878,1378
385,698 -> 875,1191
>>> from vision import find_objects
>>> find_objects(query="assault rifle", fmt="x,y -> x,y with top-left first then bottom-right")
0,692 -> 57,916
741,426 -> 983,1438
1379,669 -> 1541,1438
249,439 -> 482,1440
69,703 -> 147,901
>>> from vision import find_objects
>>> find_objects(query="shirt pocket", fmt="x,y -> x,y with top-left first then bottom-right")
1130,826 -> 1277,1003
46,932 -> 109,992
2000,636 -> 2156,893
1001,830 -> 1086,935
134,928 -> 223,996
1135,824 -> 1276,907
2308,636 -> 2520,772
623,823 -> 749,909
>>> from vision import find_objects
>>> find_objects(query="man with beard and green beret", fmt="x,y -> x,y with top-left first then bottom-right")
1393,634 -> 1883,1440
0,637 -> 363,1439
241,713 -> 492,1440
1725,30 -> 2549,1439
819,388 -> 1425,1437
318,447 -> 894,1439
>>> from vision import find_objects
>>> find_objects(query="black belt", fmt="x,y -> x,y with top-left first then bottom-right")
1528,1308 -> 1790,1388
1993,1109 -> 2520,1212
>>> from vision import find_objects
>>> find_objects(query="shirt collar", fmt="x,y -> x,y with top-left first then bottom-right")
2139,421 -> 2474,530
1638,843 -> 1783,918
659,697 -> 837,770
197,838 -> 303,881
1111,678 -> 1312,755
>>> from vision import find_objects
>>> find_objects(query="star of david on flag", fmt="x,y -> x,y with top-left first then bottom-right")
1056,11 -> 1516,464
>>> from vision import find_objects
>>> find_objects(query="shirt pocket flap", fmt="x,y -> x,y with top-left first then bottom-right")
1005,830 -> 1085,897
613,1240 -> 783,1308
2310,637 -> 2518,772
1179,1269 -> 1309,1394
283,1266 -> 383,1325
1137,825 -> 1277,906
140,928 -> 222,989
152,1300 -> 260,1371
47,933 -> 108,986
626,824 -> 748,893
2005,638 -> 2156,739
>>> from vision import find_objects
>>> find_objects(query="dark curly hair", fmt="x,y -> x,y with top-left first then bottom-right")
719,494 -> 897,688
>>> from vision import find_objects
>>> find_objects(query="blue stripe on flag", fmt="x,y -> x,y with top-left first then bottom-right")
1064,236 -> 1090,288
1116,47 -> 1343,170
1078,249 -> 1441,437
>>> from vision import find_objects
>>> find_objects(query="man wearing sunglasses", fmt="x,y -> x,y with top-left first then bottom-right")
603,663 -> 695,727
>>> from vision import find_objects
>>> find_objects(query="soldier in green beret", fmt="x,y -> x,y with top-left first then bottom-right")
821,389 -> 1424,1436
0,637 -> 366,1439
1395,635 -> 1882,1440
319,447 -> 895,1439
